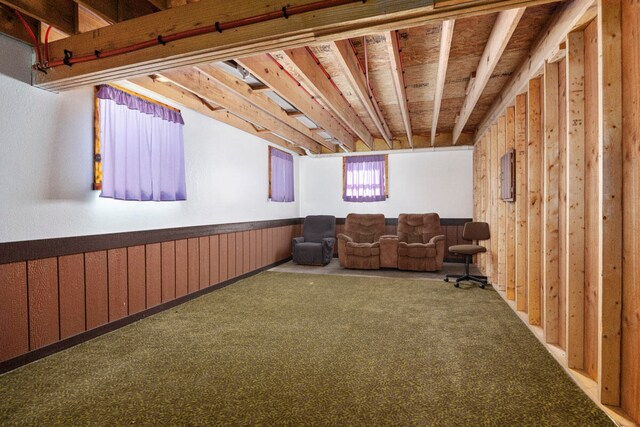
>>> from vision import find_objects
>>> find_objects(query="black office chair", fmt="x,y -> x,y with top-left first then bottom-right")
444,222 -> 491,288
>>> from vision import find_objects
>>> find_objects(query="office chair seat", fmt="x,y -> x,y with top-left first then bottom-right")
448,244 -> 487,256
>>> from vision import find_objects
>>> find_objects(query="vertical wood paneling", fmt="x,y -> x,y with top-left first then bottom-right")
262,228 -> 269,267
497,115 -> 506,292
0,262 -> 28,361
58,254 -> 85,339
256,229 -> 263,268
161,241 -> 176,302
187,238 -> 199,293
227,233 -> 236,279
269,227 -> 275,265
584,19 -> 600,382
235,232 -> 243,276
85,251 -> 108,330
566,30 -> 586,371
199,236 -> 210,289
107,248 -> 128,321
243,231 -> 251,274
27,258 -> 60,350
127,245 -> 146,314
145,243 -> 162,308
558,57 -> 567,351
527,77 -> 543,326
597,1 -> 623,405
506,106 -> 516,301
543,60 -> 560,344
250,230 -> 257,272
219,234 -> 228,282
209,235 -> 220,286
621,0 -> 640,420
175,240 -> 188,297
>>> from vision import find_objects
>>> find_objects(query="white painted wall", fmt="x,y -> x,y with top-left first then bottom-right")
0,35 -> 299,243
299,149 -> 474,218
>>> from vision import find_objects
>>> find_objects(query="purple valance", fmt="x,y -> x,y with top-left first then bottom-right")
343,155 -> 386,202
96,85 -> 184,125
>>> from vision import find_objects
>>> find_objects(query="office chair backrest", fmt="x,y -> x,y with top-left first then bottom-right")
462,222 -> 490,242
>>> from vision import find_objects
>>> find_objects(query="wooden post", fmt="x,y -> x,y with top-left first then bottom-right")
527,77 -> 543,326
565,30 -> 585,370
498,115 -> 507,292
515,93 -> 528,312
621,0 -> 640,420
543,61 -> 560,344
506,106 -> 516,301
597,0 -> 622,406
491,123 -> 499,284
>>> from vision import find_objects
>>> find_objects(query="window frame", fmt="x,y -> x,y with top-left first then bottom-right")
342,154 -> 389,201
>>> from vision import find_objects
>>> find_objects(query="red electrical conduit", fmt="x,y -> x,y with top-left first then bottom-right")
13,10 -> 42,66
44,0 -> 365,70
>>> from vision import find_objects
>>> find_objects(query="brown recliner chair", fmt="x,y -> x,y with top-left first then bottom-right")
394,213 -> 446,271
337,214 -> 385,270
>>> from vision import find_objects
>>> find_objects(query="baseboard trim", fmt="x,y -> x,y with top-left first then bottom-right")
0,257 -> 292,376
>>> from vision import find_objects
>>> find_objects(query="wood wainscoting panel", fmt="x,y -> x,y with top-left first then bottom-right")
127,245 -> 146,314
161,241 -> 176,302
187,238 -> 199,294
85,251 -> 108,330
58,254 -> 85,340
145,243 -> 162,308
107,248 -> 128,322
0,262 -> 28,361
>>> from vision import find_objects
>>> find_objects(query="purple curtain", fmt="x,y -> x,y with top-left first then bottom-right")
343,155 -> 386,202
97,85 -> 186,201
270,148 -> 294,202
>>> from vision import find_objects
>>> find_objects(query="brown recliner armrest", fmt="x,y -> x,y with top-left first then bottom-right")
429,234 -> 446,268
337,233 -> 353,267
379,235 -> 398,268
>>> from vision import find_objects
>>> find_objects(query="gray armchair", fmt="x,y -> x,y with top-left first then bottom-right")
292,215 -> 336,266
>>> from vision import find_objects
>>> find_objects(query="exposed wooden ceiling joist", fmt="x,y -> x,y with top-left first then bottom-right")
384,30 -> 413,148
195,63 -> 331,149
238,54 -> 352,151
0,4 -> 38,45
74,0 -> 117,23
431,19 -> 455,146
329,39 -> 393,148
159,67 -> 324,154
0,0 -> 77,35
476,0 -> 595,139
452,7 -> 525,144
276,48 -> 374,150
126,75 -> 305,155
33,0 -> 559,91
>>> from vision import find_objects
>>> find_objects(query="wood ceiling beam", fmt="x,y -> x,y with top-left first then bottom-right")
0,4 -> 39,45
116,0 -> 157,21
159,67 -> 324,154
476,0 -> 596,140
32,0 -> 559,91
452,7 -> 525,144
0,0 -> 77,35
431,19 -> 455,146
277,48 -> 374,150
126,75 -> 304,155
384,30 -> 413,148
195,63 -> 331,149
238,54 -> 352,151
329,39 -> 393,148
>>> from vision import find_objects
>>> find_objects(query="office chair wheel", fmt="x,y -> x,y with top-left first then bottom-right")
444,277 -> 449,282
454,282 -> 460,288
480,284 -> 485,289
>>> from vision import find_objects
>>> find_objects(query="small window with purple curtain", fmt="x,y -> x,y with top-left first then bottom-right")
343,155 -> 388,202
269,146 -> 295,202
95,85 -> 187,201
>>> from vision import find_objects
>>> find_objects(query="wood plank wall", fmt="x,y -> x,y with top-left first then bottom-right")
0,223 -> 300,365
473,4 -> 640,422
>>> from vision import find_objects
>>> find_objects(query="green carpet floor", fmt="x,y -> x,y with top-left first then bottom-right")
0,272 -> 612,426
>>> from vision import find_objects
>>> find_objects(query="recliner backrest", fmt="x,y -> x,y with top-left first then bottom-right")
462,221 -> 491,241
344,214 -> 385,243
398,213 -> 442,244
302,215 -> 336,243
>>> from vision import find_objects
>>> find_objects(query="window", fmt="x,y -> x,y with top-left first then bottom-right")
343,155 -> 388,202
94,84 -> 186,201
269,146 -> 294,202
